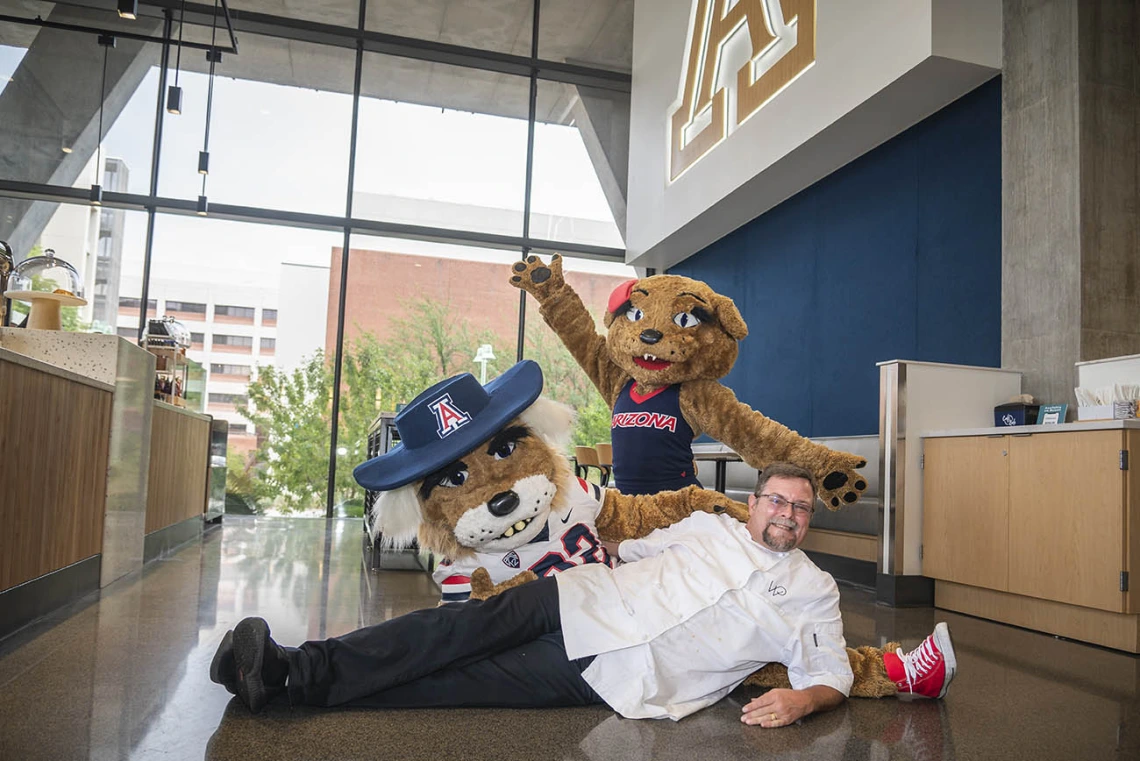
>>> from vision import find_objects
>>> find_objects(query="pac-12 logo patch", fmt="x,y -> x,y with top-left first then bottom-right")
429,393 -> 472,438
503,550 -> 521,569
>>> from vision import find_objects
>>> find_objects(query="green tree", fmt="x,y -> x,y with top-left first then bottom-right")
384,296 -> 501,378
523,318 -> 612,451
238,352 -> 334,513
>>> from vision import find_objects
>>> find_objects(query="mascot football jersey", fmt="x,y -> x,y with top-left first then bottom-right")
433,475 -> 615,602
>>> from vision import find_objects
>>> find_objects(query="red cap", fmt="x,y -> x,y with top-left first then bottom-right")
607,279 -> 638,314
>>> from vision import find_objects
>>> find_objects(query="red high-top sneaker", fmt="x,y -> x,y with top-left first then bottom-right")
883,622 -> 957,699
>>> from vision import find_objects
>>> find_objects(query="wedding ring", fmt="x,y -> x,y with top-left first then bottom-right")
770,712 -> 778,722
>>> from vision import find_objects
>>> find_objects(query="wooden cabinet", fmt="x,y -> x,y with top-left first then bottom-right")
1008,430 -> 1126,612
922,436 -> 1010,591
924,429 -> 1133,614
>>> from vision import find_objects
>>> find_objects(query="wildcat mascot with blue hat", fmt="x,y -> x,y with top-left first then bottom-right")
355,359 -> 752,601
349,361 -> 909,701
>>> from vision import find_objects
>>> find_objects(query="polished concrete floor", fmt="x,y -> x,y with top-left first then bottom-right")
2,516 -> 1139,761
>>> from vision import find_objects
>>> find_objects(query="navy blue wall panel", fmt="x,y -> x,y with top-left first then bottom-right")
671,77 -> 1001,438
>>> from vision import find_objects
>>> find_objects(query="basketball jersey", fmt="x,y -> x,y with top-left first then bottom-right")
433,475 -> 614,602
610,380 -> 700,496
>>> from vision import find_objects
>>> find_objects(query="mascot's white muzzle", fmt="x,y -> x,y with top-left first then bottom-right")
453,473 -> 557,553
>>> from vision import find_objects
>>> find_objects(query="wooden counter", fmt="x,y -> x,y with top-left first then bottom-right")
0,349 -> 113,594
922,421 -> 1140,651
146,401 -> 211,536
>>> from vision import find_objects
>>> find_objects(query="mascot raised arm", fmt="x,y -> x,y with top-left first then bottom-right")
509,254 -> 867,509
351,361 -> 946,700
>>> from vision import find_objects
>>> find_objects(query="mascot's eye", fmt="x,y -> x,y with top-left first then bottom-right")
493,440 -> 517,460
625,307 -> 644,322
438,468 -> 468,488
673,311 -> 702,328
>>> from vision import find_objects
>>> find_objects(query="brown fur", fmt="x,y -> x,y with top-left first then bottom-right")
740,642 -> 898,698
509,254 -> 869,510
596,484 -> 749,539
469,567 -> 539,600
414,420 -> 571,561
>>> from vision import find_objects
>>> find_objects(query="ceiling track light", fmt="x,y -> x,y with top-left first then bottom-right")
196,0 -> 221,208
117,0 -> 138,20
91,33 -> 116,207
166,0 -> 186,114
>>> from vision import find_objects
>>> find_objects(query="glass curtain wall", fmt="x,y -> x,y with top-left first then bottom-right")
0,0 -> 633,517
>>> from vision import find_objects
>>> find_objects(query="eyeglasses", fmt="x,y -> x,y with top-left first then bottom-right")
758,493 -> 814,517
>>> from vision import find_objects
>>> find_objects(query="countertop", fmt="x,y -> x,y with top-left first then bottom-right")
154,399 -> 212,423
924,419 -> 1140,437
0,346 -> 115,393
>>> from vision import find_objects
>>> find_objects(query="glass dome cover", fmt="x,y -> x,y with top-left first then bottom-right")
145,316 -> 191,350
6,248 -> 85,300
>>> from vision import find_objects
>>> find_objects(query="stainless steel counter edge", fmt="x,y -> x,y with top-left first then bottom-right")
0,346 -> 115,393
924,419 -> 1140,437
153,399 -> 212,423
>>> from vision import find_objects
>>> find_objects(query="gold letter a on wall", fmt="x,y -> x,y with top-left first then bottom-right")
669,0 -> 816,182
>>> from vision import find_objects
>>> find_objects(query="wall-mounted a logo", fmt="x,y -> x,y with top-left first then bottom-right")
669,0 -> 816,181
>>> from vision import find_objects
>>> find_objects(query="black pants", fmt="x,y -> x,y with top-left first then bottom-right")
287,577 -> 604,709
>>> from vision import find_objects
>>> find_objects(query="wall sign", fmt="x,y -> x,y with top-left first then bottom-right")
669,0 -> 816,181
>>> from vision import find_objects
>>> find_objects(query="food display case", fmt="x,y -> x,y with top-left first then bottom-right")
0,241 -> 13,327
362,411 -> 433,572
145,317 -> 191,407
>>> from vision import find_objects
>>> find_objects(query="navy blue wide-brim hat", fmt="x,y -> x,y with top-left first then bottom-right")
353,359 -> 543,492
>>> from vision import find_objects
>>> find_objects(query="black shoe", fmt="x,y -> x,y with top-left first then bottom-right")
232,617 -> 290,714
209,629 -> 237,694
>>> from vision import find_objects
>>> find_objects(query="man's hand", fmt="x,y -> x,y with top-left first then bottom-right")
741,686 -> 844,727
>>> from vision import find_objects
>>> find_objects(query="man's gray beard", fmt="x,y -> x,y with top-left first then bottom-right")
762,524 -> 797,552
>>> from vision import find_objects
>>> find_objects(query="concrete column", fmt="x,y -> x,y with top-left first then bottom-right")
0,6 -> 159,259
570,84 -> 630,238
1077,1 -> 1140,363
1002,0 -> 1140,408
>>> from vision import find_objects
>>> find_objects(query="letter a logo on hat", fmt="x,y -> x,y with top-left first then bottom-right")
429,393 -> 471,438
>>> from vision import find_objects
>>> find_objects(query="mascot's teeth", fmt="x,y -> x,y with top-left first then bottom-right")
644,353 -> 657,361
498,516 -> 533,540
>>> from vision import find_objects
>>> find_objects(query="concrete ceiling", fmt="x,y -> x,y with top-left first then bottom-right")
0,1 -> 631,122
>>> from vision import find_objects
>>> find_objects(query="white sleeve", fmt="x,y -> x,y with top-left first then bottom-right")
784,583 -> 854,696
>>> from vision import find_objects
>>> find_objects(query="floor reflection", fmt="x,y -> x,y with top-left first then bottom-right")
0,517 -> 1138,761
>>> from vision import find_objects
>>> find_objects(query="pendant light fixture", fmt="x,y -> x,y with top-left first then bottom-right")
90,34 -> 116,206
166,0 -> 186,114
197,0 -> 221,216
117,0 -> 138,20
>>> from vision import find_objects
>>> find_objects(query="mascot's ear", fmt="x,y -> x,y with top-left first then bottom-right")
603,278 -> 638,329
371,484 -> 422,549
714,293 -> 748,340
519,396 -> 576,451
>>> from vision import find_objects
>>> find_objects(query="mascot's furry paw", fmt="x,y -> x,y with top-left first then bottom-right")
740,644 -> 899,698
469,567 -> 539,601
693,491 -> 749,524
819,454 -> 869,510
510,253 -> 565,300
